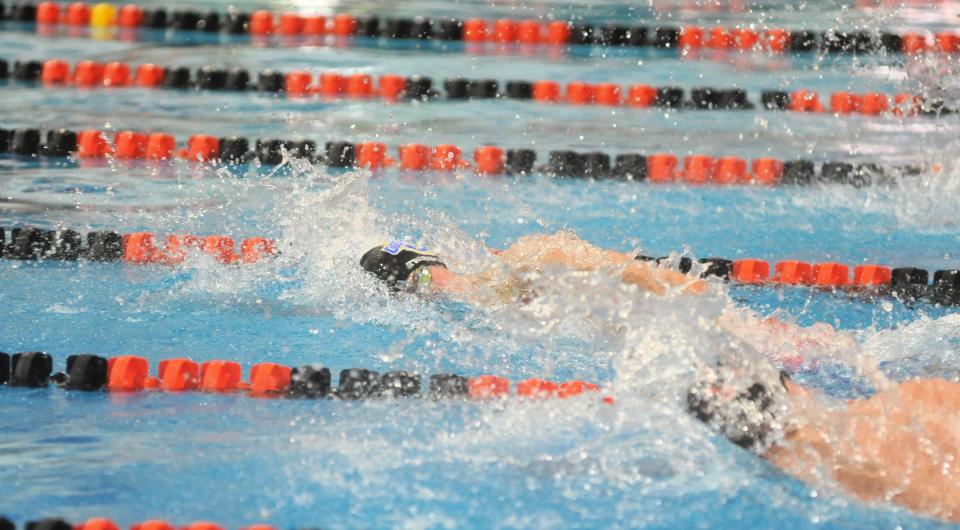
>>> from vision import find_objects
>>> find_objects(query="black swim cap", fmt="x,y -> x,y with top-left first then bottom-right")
360,241 -> 447,287
686,366 -> 789,454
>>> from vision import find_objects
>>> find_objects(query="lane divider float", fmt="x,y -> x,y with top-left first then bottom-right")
0,351 -> 605,403
0,225 -> 275,264
2,2 -> 959,57
0,126 -> 927,186
643,255 -> 960,305
0,59 -> 946,118
9,516 -> 500,530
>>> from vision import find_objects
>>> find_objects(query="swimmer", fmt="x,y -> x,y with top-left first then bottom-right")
689,366 -> 960,522
359,231 -> 707,303
362,233 -> 960,522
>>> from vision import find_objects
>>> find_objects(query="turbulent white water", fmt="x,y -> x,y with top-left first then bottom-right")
259,159 -> 905,392
151,153 -> 960,527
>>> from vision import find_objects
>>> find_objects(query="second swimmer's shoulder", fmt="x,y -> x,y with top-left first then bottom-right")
898,378 -> 960,408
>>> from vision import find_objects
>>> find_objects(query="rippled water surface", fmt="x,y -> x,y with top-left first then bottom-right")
2,1 -> 960,528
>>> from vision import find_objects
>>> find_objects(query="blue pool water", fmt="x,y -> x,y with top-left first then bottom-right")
2,1 -> 960,528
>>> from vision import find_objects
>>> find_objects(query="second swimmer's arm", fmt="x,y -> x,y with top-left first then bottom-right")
765,380 -> 960,522
621,261 -> 707,295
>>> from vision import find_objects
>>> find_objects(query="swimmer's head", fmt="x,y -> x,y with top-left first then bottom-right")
686,366 -> 790,455
360,241 -> 448,290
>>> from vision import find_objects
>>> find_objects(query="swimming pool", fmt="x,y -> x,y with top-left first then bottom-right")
2,1 -> 960,528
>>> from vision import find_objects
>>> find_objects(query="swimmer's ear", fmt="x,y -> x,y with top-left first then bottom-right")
779,370 -> 791,389
779,372 -> 811,399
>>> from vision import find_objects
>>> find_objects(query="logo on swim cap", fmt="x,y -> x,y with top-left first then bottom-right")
382,241 -> 431,256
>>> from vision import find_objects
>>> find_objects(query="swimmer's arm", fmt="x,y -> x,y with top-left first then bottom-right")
767,424 -> 906,510
621,261 -> 708,295
771,426 -> 960,522
767,383 -> 960,522
525,244 -> 705,295
495,231 -> 705,295
763,384 -> 879,497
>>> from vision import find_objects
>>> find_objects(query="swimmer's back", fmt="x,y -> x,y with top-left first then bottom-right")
497,231 -> 632,272
848,378 -> 960,418
837,378 -> 960,520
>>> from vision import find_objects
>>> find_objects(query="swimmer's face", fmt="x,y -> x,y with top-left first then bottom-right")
405,265 -> 460,295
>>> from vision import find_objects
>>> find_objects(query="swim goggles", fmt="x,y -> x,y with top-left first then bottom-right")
405,264 -> 434,293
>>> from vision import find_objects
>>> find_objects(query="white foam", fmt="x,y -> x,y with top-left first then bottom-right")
861,312 -> 960,380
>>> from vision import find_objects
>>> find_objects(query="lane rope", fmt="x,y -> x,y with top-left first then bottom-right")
2,2 -> 959,57
0,351 -> 606,401
0,226 -> 274,264
1,58 -> 948,118
2,224 -> 958,305
10,518 -> 275,530
0,126 -> 929,185
636,255 -> 959,305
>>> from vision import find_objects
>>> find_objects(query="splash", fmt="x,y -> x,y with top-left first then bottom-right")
719,305 -> 892,390
862,312 -> 960,381
150,154 -> 960,526
892,154 -> 960,229
249,156 -> 911,398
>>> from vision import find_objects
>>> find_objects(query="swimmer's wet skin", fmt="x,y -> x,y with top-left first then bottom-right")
690,368 -> 960,522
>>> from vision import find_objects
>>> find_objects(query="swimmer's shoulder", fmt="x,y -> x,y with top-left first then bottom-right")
851,378 -> 960,416
897,378 -> 960,409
